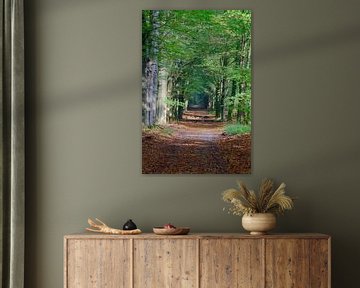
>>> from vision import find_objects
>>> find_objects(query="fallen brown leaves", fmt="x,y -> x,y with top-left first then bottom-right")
218,134 -> 251,174
142,121 -> 251,174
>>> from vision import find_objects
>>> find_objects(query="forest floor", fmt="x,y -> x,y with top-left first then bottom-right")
142,110 -> 251,174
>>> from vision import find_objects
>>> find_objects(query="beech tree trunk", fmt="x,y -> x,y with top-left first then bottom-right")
227,80 -> 237,121
156,68 -> 168,125
214,83 -> 221,118
144,10 -> 160,127
220,57 -> 228,121
220,77 -> 226,121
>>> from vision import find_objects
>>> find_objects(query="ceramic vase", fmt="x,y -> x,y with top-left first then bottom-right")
242,213 -> 276,235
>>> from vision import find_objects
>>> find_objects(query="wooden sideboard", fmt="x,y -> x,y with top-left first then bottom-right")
64,233 -> 330,288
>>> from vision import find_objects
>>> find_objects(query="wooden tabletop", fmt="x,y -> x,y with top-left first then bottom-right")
65,232 -> 330,240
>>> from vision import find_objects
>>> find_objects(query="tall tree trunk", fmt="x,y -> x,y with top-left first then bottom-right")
144,10 -> 160,126
237,34 -> 251,124
142,11 -> 150,124
236,36 -> 246,123
156,67 -> 168,125
220,76 -> 226,121
215,83 -> 221,118
227,79 -> 237,121
220,57 -> 228,121
178,94 -> 185,120
166,77 -> 173,122
243,33 -> 251,69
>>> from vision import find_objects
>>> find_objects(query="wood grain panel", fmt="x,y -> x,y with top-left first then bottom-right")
66,239 -> 131,288
310,239 -> 329,288
64,234 -> 330,288
265,239 -> 310,288
200,239 -> 264,288
133,239 -> 197,288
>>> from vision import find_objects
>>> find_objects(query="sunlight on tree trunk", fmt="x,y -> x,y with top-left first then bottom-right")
157,67 -> 168,125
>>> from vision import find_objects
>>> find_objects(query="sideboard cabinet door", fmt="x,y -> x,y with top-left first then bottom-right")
134,239 -> 198,288
200,239 -> 264,288
66,239 -> 131,288
265,239 -> 329,288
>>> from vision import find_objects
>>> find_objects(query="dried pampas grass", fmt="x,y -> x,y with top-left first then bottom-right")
222,179 -> 295,216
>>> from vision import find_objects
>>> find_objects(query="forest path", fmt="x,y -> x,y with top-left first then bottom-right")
170,122 -> 223,142
142,110 -> 251,174
169,109 -> 224,141
174,109 -> 221,140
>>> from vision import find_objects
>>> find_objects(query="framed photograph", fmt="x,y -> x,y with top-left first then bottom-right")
142,10 -> 252,174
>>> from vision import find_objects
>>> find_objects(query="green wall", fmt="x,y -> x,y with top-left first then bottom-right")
25,0 -> 360,287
